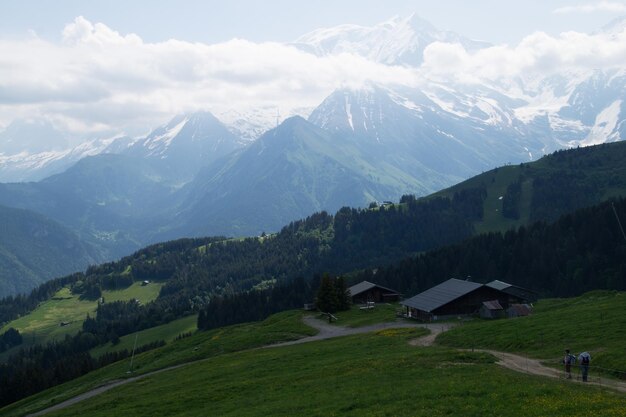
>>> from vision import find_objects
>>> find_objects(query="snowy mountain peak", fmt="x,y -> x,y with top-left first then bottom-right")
308,85 -> 410,141
294,14 -> 490,66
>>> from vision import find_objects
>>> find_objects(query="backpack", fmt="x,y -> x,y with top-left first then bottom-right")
582,356 -> 590,365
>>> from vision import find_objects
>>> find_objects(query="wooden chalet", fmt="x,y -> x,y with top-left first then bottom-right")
348,281 -> 400,304
401,278 -> 526,322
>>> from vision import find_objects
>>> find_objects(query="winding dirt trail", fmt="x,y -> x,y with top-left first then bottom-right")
24,315 -> 626,416
477,349 -> 626,393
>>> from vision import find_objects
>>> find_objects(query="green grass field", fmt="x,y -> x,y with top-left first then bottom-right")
324,302 -> 403,327
0,310 -> 317,417
43,328 -> 626,417
90,314 -> 198,358
437,291 -> 626,377
5,293 -> 626,416
0,282 -> 164,357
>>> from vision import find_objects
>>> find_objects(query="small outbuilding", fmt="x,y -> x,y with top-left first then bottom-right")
480,300 -> 505,319
348,281 -> 400,304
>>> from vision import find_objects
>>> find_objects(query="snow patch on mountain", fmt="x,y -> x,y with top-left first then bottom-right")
580,100 -> 623,146
140,116 -> 189,157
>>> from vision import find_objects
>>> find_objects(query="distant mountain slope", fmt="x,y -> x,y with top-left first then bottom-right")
167,116 -> 428,238
309,85 -> 540,188
0,154 -> 177,258
123,112 -> 244,184
434,140 -> 626,234
0,205 -> 100,296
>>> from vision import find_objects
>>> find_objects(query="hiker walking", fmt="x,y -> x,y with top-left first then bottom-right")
562,349 -> 575,379
578,352 -> 591,382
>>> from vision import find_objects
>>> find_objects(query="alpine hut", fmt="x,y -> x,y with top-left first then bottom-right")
347,281 -> 400,304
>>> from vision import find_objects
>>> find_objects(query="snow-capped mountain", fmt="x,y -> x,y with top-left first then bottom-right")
0,112 -> 244,184
0,119 -> 131,183
123,111 -> 244,183
294,13 -> 490,66
309,84 -> 538,187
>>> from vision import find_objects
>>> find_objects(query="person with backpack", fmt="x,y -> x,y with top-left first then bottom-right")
562,349 -> 576,379
578,352 -> 591,382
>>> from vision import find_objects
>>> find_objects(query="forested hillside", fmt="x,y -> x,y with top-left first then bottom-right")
0,205 -> 101,296
435,141 -> 626,233
199,196 -> 626,330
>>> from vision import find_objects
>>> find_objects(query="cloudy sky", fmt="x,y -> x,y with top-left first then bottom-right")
0,0 -> 625,139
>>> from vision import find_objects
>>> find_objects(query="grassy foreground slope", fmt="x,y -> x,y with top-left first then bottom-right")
0,311 -> 317,417
5,297 -> 626,417
45,329 -> 626,417
89,314 -> 198,358
438,291 -> 626,376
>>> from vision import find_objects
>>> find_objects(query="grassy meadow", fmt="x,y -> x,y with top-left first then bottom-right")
0,310 -> 317,417
438,291 -> 626,377
42,327 -> 626,417
323,302 -> 403,327
89,314 -> 198,358
0,282 -> 164,359
4,292 -> 626,416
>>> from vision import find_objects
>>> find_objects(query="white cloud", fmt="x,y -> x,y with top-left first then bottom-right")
0,16 -> 625,140
0,17 -> 418,137
421,29 -> 626,83
553,1 -> 626,14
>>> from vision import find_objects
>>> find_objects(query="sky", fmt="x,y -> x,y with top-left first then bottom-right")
0,0 -> 625,140
1,0 -> 623,44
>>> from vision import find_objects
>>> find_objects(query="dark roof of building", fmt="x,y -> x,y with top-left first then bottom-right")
486,280 -> 538,301
348,281 -> 399,297
482,300 -> 503,310
486,280 -> 511,291
401,278 -> 482,313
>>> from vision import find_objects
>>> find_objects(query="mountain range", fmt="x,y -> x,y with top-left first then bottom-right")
0,14 -> 624,294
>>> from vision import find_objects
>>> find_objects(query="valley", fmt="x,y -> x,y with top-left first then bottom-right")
1,7 -> 626,416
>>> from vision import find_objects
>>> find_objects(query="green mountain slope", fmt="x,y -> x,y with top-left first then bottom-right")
433,141 -> 626,234
0,205 -> 101,297
171,116 -> 431,238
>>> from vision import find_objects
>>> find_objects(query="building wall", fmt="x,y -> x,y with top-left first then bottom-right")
352,288 -> 399,304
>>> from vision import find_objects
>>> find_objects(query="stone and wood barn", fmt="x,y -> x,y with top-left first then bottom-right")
401,278 -> 529,321
348,281 -> 401,304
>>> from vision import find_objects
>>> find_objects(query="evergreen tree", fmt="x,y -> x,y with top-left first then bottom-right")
316,274 -> 338,313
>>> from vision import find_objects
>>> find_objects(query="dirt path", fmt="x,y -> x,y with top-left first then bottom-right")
26,363 -> 189,417
477,349 -> 626,393
24,315 -> 626,416
266,315 -> 429,348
